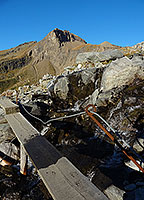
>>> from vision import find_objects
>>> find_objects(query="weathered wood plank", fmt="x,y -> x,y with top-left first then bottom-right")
20,145 -> 27,175
0,98 -> 19,114
42,157 -> 107,200
5,112 -> 108,200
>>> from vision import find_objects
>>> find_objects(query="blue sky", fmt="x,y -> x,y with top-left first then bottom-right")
0,0 -> 144,50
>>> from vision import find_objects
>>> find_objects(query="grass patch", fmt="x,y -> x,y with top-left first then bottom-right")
0,77 -> 19,93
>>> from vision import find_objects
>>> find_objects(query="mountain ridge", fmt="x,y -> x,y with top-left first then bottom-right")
0,28 -> 143,93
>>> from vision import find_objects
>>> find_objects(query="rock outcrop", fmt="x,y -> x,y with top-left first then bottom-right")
0,55 -> 32,73
101,56 -> 144,92
76,49 -> 124,64
31,28 -> 87,74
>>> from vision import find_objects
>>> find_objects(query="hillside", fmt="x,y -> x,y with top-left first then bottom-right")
0,28 -> 143,93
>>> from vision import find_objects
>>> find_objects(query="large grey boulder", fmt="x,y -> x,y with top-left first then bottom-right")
54,76 -> 69,100
101,56 -> 144,92
76,49 -> 123,64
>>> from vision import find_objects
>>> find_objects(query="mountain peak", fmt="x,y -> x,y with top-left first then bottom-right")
99,41 -> 113,47
46,28 -> 87,46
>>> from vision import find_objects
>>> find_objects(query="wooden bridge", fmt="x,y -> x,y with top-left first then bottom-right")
0,98 -> 108,200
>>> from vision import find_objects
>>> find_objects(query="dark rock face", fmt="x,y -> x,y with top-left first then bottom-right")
53,28 -> 87,46
48,67 -> 104,111
0,55 -> 32,73
67,68 -> 100,100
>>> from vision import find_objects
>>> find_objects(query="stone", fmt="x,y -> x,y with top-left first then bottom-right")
95,90 -> 112,107
80,68 -> 97,85
95,61 -> 105,69
84,89 -> 99,106
30,104 -> 42,116
101,56 -> 144,92
104,185 -> 125,200
0,142 -> 19,161
132,41 -> 144,52
0,123 -> 15,143
133,138 -> 144,153
76,49 -> 123,64
77,64 -> 82,69
125,160 -> 144,172
54,76 -> 69,100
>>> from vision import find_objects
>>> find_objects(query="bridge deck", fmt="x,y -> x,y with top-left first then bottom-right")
0,98 -> 108,200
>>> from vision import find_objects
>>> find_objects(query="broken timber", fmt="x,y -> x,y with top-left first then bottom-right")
0,98 -> 108,200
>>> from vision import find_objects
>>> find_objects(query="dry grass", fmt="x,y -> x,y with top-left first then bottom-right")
0,58 -> 56,93
0,42 -> 36,62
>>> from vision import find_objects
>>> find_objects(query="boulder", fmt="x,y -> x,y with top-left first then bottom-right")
133,138 -> 144,153
97,78 -> 144,141
125,160 -> 144,172
101,56 -> 144,92
80,68 -> 98,85
0,142 -> 19,161
104,185 -> 125,200
54,76 -> 69,100
0,123 -> 15,143
76,49 -> 123,64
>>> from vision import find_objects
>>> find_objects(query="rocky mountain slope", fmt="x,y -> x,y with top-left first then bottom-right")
0,28 -> 124,93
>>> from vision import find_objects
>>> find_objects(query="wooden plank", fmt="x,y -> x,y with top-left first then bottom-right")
0,98 -> 19,114
20,145 -> 27,175
41,157 -> 107,200
5,112 -> 108,200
